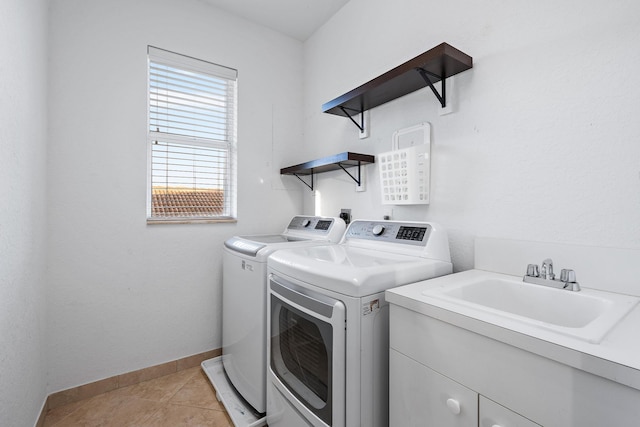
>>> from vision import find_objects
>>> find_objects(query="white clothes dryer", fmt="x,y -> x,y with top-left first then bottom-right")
266,220 -> 452,427
219,216 -> 345,417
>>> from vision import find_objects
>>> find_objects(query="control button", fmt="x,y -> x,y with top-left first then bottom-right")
372,225 -> 385,236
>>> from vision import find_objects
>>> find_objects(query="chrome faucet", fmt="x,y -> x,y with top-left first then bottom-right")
524,258 -> 581,291
540,258 -> 554,280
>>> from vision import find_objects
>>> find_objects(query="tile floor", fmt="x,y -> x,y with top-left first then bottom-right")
44,367 -> 232,426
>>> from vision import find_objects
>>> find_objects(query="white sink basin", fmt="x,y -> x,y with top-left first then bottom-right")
421,274 -> 639,343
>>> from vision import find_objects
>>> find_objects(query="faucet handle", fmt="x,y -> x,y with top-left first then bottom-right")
560,269 -> 580,291
526,264 -> 539,277
560,269 -> 577,283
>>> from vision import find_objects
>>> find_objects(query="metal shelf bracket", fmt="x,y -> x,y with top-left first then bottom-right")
292,172 -> 314,191
339,106 -> 365,132
338,162 -> 362,186
416,67 -> 446,108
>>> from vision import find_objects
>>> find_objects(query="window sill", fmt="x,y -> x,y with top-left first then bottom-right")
147,217 -> 237,225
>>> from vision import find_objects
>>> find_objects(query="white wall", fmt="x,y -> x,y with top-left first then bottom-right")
0,0 -> 49,424
301,0 -> 640,274
47,0 -> 304,392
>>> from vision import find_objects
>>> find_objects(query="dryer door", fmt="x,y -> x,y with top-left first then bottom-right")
269,275 -> 346,427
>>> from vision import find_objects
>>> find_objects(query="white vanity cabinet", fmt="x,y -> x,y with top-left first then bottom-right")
390,348 -> 539,427
388,304 -> 640,427
390,348 -> 477,426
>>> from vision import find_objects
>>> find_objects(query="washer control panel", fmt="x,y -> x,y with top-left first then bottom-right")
286,216 -> 338,233
344,220 -> 432,246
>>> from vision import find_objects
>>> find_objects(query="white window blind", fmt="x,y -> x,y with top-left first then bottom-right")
147,46 -> 237,222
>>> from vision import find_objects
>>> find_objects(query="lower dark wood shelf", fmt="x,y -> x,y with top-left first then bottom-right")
280,152 -> 375,176
281,152 -> 375,191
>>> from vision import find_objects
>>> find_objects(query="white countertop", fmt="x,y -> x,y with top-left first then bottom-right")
386,269 -> 640,392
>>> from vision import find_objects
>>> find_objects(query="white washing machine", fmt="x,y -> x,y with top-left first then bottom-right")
266,220 -> 452,427
217,216 -> 346,419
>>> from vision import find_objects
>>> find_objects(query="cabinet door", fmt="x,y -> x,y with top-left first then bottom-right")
479,396 -> 541,427
390,349 -> 477,427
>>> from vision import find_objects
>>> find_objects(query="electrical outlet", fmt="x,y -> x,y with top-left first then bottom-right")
340,208 -> 351,224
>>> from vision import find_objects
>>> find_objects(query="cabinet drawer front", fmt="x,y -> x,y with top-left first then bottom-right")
480,396 -> 541,427
390,349 -> 477,427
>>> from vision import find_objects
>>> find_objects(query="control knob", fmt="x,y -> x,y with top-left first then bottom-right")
301,219 -> 311,227
372,224 -> 385,236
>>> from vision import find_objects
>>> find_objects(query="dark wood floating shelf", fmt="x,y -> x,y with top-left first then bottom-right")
281,152 -> 375,191
322,43 -> 473,131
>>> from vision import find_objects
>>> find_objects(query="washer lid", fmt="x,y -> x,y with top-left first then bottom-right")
224,216 -> 346,257
268,245 -> 452,297
224,235 -> 307,256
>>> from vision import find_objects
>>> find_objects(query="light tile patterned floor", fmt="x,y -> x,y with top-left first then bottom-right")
44,367 -> 232,426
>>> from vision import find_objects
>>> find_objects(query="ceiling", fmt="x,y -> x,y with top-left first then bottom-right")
202,0 -> 350,41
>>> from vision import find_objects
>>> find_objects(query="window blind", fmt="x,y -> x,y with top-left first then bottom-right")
147,46 -> 237,221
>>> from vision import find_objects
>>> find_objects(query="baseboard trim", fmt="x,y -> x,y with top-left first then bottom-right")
35,397 -> 47,427
38,348 -> 221,423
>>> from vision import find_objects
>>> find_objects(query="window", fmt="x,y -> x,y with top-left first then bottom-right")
147,46 -> 237,223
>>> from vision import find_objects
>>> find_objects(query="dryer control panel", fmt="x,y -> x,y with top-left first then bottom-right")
344,220 -> 432,247
342,220 -> 451,262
